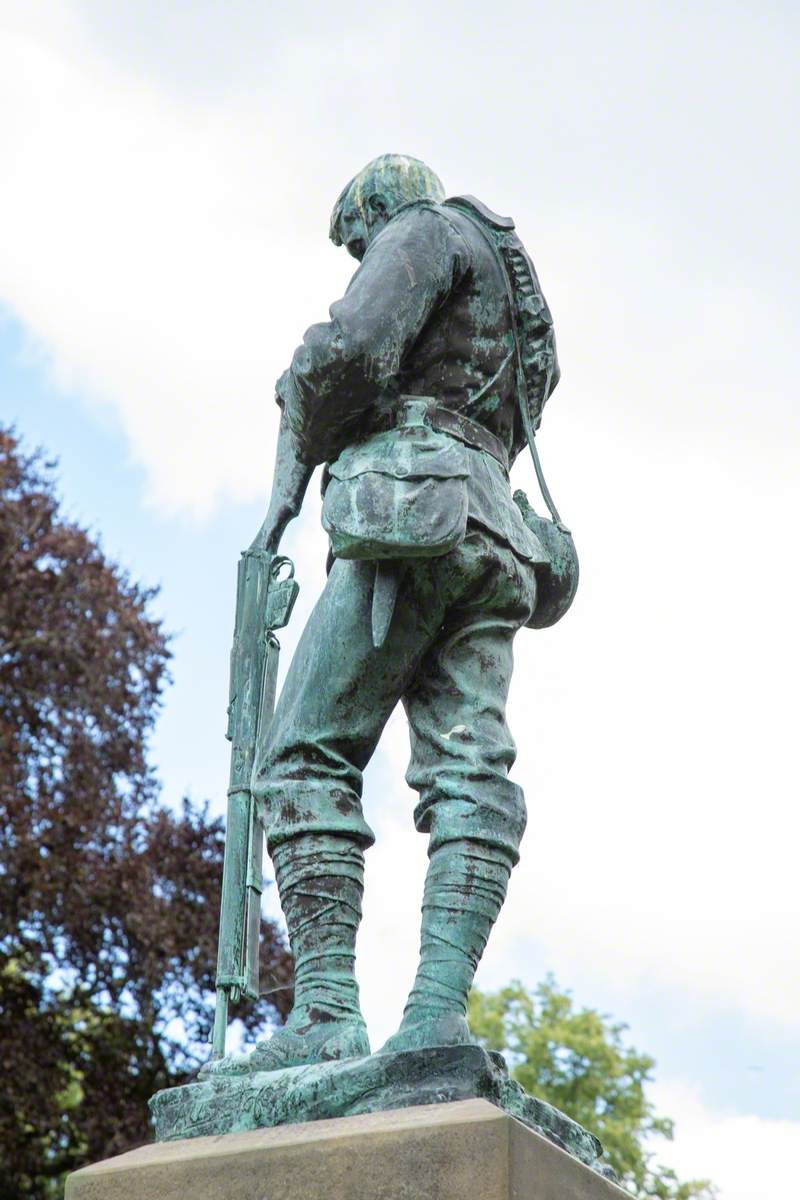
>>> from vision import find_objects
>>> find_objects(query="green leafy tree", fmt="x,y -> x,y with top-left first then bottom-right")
468,978 -> 715,1199
0,428 -> 293,1198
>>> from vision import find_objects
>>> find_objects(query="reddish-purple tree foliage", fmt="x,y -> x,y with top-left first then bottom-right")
0,428 -> 293,1198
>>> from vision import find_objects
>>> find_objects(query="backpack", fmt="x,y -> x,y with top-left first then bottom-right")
444,195 -> 578,629
445,195 -> 559,433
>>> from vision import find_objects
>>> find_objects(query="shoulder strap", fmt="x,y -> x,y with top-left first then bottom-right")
444,201 -> 569,534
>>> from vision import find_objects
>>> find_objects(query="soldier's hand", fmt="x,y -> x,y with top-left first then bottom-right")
249,502 -> 295,553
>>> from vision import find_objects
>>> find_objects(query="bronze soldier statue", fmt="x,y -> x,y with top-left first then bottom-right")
204,153 -> 575,1078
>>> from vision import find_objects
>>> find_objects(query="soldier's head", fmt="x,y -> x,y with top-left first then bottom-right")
329,154 -> 445,261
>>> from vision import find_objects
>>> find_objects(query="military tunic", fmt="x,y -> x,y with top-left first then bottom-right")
277,201 -> 544,563
255,199 -> 551,865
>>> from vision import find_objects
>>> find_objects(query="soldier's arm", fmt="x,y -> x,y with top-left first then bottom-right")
250,407 -> 313,552
278,206 -> 472,465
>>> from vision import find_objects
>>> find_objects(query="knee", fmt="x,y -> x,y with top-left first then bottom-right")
414,777 -> 527,866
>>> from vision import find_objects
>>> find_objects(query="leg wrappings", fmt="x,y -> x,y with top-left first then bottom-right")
272,833 -> 365,1023
404,839 -> 511,1019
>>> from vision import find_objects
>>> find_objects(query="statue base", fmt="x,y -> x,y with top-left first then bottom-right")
67,1098 -> 629,1200
146,1044 -> 611,1176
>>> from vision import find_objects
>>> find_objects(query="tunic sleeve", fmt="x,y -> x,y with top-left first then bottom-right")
277,205 -> 472,465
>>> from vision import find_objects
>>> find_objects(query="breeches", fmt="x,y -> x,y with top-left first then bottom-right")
253,527 -> 537,864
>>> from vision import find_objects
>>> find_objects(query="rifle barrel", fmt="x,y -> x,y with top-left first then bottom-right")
210,553 -> 297,1059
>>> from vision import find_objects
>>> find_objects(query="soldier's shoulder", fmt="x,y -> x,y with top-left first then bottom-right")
390,198 -> 453,227
444,194 -> 516,232
391,195 -> 515,234
385,200 -> 477,258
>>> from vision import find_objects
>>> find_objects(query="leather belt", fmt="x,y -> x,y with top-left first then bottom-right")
384,398 -> 509,471
426,404 -> 509,471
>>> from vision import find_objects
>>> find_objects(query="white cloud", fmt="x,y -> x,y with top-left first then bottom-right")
0,2 -> 357,515
649,1079 -> 800,1200
2,0 -> 797,515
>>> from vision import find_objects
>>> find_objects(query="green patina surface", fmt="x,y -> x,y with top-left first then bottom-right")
150,1045 -> 615,1181
153,155 -> 594,1173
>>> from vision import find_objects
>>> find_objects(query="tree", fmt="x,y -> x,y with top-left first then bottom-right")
468,978 -> 716,1200
0,428 -> 293,1198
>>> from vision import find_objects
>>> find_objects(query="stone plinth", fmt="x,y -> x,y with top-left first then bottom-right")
66,1099 -> 629,1200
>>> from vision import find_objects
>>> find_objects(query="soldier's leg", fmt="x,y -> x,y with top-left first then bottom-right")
382,539 -> 536,1052
209,555 -> 445,1073
257,555 -> 444,847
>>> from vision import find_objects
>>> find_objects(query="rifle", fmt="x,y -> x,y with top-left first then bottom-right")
211,549 -> 299,1059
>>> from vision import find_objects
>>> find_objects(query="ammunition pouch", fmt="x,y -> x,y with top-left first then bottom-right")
322,398 -> 470,561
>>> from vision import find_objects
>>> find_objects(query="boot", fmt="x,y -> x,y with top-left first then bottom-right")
202,833 -> 369,1076
379,839 -> 511,1054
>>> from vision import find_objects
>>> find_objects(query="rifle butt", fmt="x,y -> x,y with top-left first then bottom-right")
211,989 -> 229,1059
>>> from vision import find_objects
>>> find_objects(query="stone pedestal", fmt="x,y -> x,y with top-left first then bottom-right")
66,1099 -> 629,1200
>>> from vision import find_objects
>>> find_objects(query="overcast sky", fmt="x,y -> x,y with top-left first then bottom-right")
2,2 -> 798,1196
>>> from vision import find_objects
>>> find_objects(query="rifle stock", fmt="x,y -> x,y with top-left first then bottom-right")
212,550 -> 298,1059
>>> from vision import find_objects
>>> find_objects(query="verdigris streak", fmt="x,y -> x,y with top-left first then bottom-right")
150,154 -> 595,1169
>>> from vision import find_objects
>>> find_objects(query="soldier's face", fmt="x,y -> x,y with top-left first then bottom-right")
337,201 -> 369,261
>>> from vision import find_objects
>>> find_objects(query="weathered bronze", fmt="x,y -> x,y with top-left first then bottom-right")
150,154 -> 594,1166
212,551 -> 298,1058
152,1046 -> 606,1171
